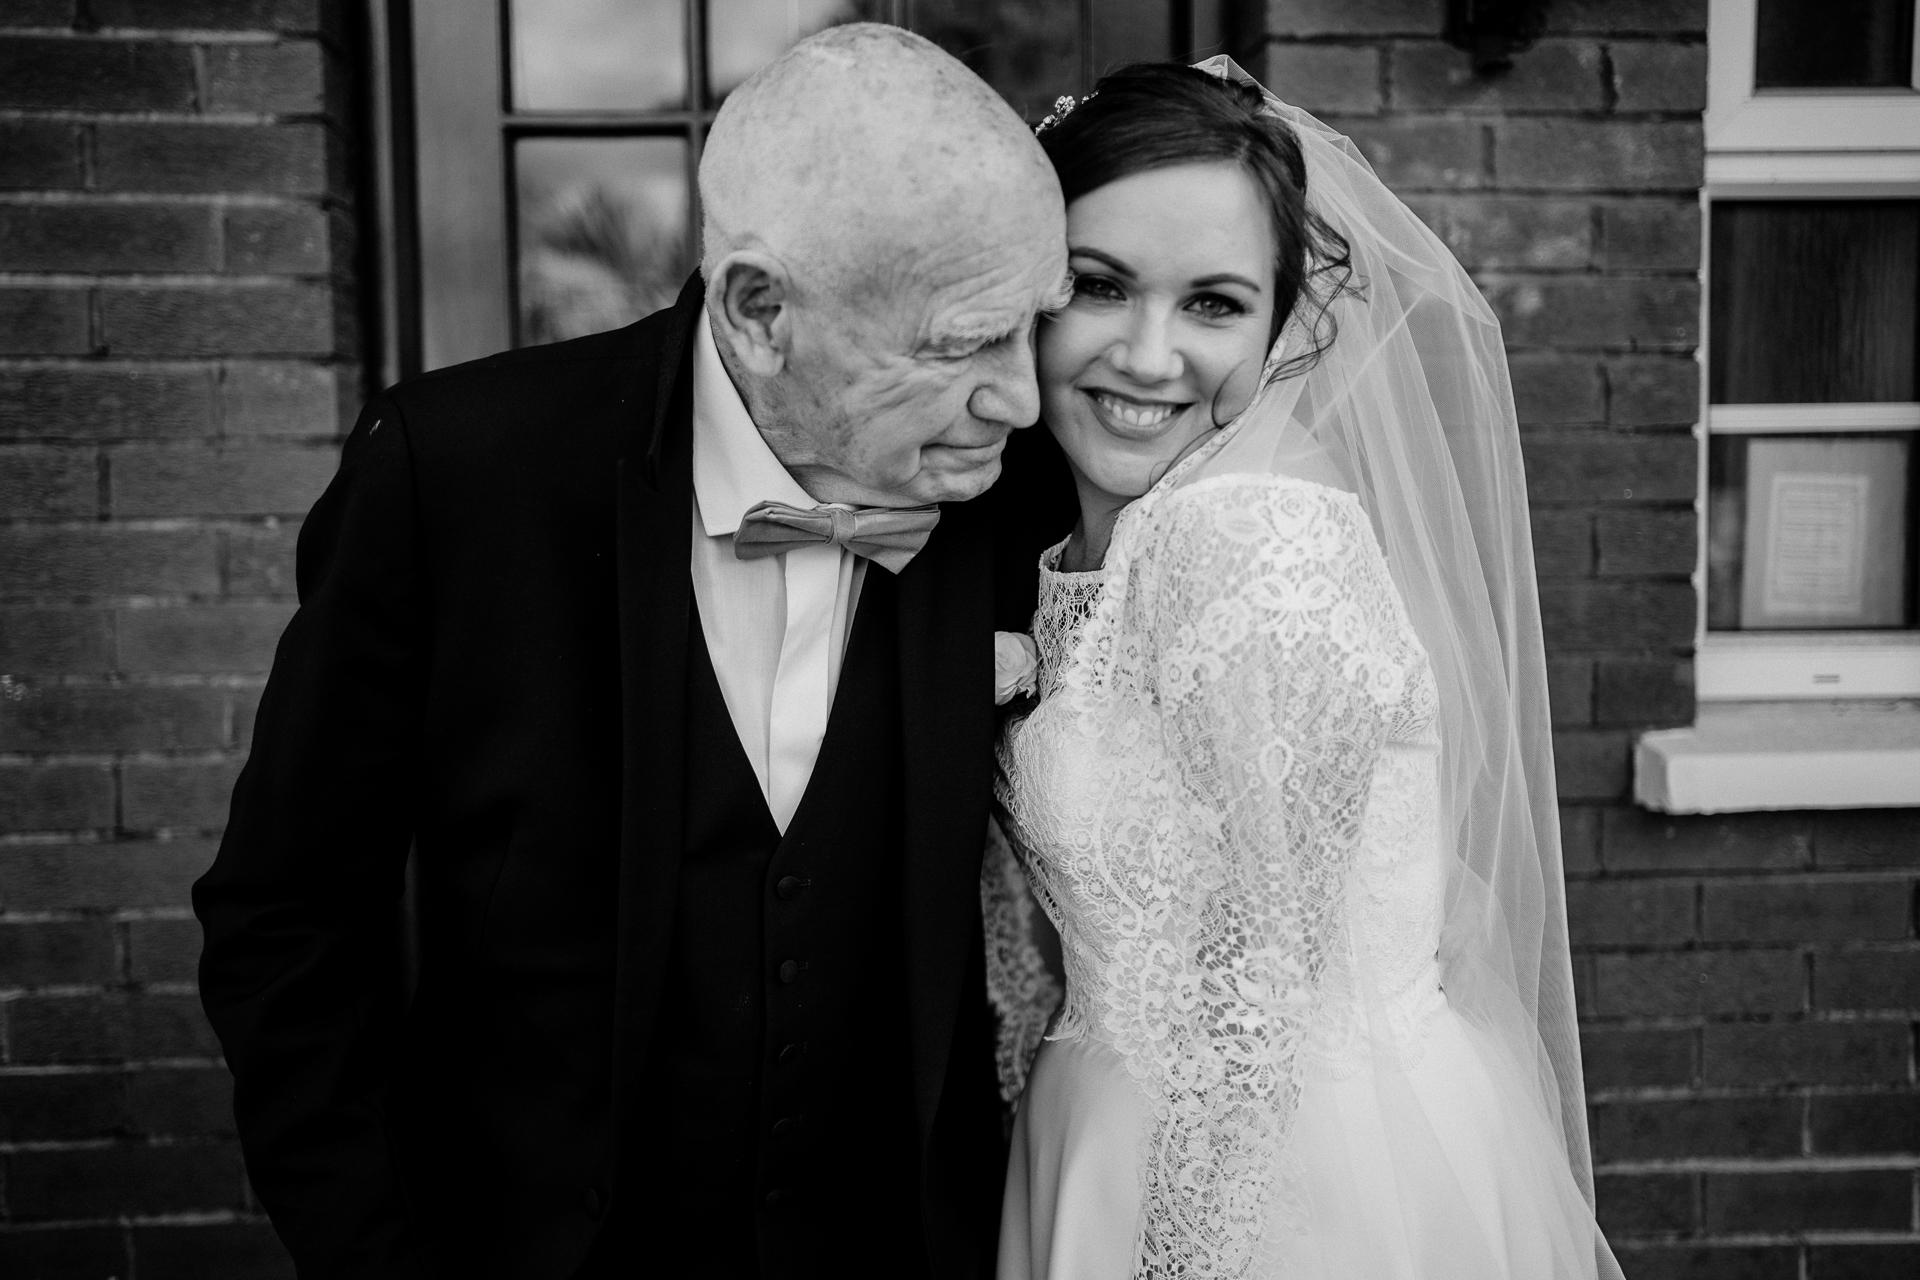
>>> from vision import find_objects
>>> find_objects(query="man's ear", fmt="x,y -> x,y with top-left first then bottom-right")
706,251 -> 793,378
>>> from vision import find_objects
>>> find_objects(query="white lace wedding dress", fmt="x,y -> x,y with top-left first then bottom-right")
987,473 -> 1607,1279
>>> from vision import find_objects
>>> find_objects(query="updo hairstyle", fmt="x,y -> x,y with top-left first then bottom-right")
1037,62 -> 1354,380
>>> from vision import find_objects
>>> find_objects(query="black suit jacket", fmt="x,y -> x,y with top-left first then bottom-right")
194,277 -> 1074,1279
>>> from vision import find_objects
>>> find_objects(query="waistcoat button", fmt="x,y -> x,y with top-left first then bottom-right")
772,1117 -> 794,1137
775,875 -> 809,900
778,959 -> 805,983
583,1186 -> 604,1218
764,1189 -> 784,1209
779,1041 -> 806,1065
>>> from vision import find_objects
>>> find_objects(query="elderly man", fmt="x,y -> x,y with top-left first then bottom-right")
194,25 -> 1068,1280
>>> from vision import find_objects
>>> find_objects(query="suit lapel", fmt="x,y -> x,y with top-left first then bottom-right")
894,496 -> 997,1141
611,275 -> 703,1139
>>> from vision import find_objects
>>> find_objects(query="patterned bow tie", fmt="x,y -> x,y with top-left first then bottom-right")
733,500 -> 941,574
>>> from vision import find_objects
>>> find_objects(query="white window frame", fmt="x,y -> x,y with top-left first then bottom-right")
1695,0 -> 1920,703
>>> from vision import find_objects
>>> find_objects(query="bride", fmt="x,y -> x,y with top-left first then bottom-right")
984,60 -> 1621,1279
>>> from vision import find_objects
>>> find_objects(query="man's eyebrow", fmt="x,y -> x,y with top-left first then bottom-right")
926,316 -> 1024,349
1040,273 -> 1075,313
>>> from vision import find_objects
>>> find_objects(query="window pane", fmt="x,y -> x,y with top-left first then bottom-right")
514,136 -> 691,345
914,0 -> 1088,121
1755,0 -> 1915,89
1707,433 -> 1915,631
1710,201 -> 1920,404
509,0 -> 686,111
707,0 -> 879,100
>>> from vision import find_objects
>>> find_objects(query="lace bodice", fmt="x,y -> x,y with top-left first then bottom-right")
987,475 -> 1444,1277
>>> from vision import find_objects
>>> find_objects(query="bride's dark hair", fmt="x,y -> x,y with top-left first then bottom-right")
1037,62 -> 1354,381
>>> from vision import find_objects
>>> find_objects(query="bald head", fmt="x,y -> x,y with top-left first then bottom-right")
694,24 -> 1069,510
700,23 -> 1059,297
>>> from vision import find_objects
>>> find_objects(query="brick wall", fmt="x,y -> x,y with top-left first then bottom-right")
1253,2 -> 1919,1277
0,3 -> 355,1276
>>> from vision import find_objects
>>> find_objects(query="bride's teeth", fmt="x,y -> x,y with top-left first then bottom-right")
1095,392 -> 1177,429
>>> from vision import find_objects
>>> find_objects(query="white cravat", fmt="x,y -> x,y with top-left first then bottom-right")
690,310 -> 866,832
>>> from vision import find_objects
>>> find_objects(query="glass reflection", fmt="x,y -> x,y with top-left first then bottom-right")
708,0 -> 876,99
914,0 -> 1086,121
515,136 -> 691,345
1754,0 -> 1916,90
509,0 -> 687,111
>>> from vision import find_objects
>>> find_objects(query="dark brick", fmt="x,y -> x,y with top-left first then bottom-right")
101,284 -> 342,358
1607,356 -> 1697,426
225,521 -> 300,596
135,1222 -> 294,1280
1390,40 -> 1605,111
1704,879 -> 1913,944
1540,581 -> 1694,650
0,840 -> 214,913
1702,1021 -> 1909,1087
1596,508 -> 1694,575
0,288 -> 90,355
203,40 -> 327,115
1610,41 -> 1709,113
0,526 -> 220,599
0,920 -> 118,986
1509,353 -> 1605,425
0,607 -> 113,674
1811,1092 -> 1920,1155
1810,1243 -> 1920,1280
1592,948 -> 1802,1017
1566,876 -> 1693,945
1601,201 -> 1701,271
1524,434 -> 1698,505
0,120 -> 84,189
1603,809 -> 1811,872
1532,509 -> 1593,576
1547,655 -> 1593,725
1264,0 -> 1442,37
1580,1024 -> 1695,1087
0,445 -> 96,518
0,684 -> 228,752
1815,950 -> 1920,1011
0,762 -> 115,831
1814,812 -> 1920,868
1590,1096 -> 1799,1161
1594,1172 -> 1694,1233
127,1066 -> 233,1138
127,917 -> 202,984
122,757 -> 244,832
7,1143 -> 247,1220
112,443 -> 337,516
90,0 -> 326,29
1494,120 -> 1703,190
1554,729 -> 1629,799
1408,196 -> 1591,270
1488,275 -> 1697,348
1545,0 -> 1707,34
0,1227 -> 130,1280
1340,118 -> 1485,189
116,602 -> 295,673
224,204 -> 331,274
1609,1245 -> 1796,1280
1596,657 -> 1693,724
1263,43 -> 1381,114
0,365 -> 215,440
1705,1169 -> 1910,1232
221,361 -> 339,436
0,202 -> 217,272
7,991 -> 220,1063
0,37 -> 194,111
93,122 -> 332,195
0,1071 -> 128,1142
1561,804 -> 1600,874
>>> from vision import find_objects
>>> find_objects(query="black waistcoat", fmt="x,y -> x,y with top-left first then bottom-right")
623,572 -> 926,1280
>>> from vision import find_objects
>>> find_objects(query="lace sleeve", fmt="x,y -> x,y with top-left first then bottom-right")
1133,477 -> 1417,1275
981,812 -> 1063,1109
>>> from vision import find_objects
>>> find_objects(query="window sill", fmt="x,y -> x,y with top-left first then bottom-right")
1634,701 -> 1920,814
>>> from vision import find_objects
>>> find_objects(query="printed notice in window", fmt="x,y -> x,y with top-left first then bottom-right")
1740,436 -> 1910,630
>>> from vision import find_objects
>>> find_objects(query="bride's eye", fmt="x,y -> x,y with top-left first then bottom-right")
1072,275 -> 1124,304
1187,292 -> 1247,320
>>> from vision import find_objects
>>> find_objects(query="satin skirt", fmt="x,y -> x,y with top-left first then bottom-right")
998,1005 -> 1616,1280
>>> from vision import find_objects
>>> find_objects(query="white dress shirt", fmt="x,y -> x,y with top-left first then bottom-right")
691,309 -> 867,833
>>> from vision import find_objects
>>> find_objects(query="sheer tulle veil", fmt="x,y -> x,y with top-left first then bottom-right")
1114,57 -> 1611,1271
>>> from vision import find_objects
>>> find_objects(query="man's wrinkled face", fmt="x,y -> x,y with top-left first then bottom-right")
777,213 -> 1070,507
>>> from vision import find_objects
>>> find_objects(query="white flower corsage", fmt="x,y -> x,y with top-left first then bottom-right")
993,631 -> 1039,705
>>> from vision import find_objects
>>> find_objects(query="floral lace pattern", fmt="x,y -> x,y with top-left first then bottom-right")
982,814 -> 1062,1106
994,475 -> 1442,1278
